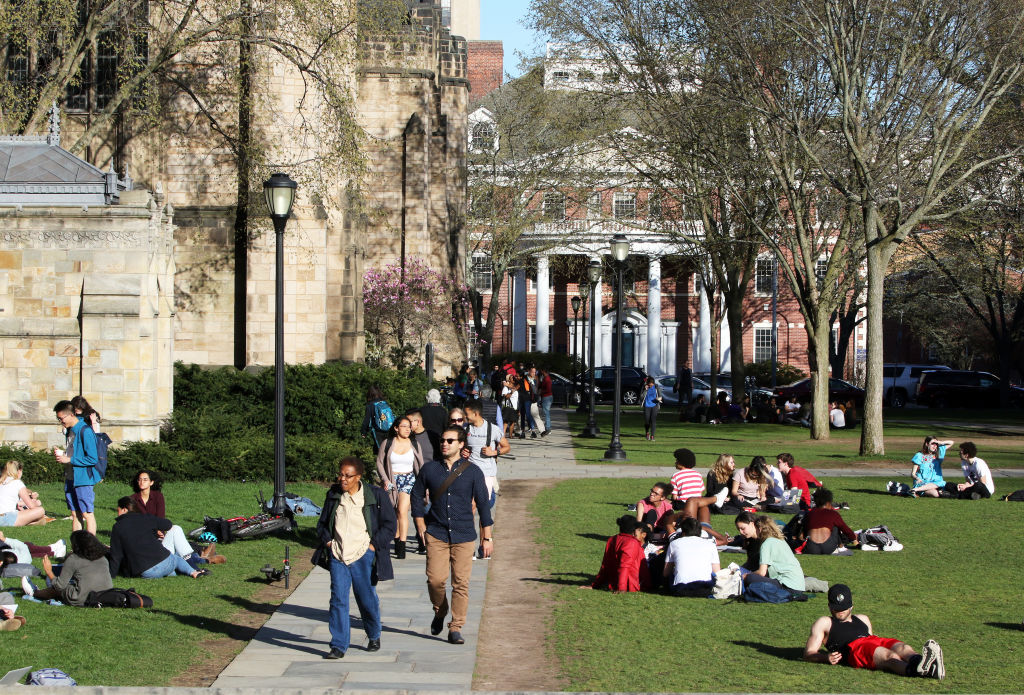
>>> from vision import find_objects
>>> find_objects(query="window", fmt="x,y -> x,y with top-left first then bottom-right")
648,192 -> 663,220
755,256 -> 776,294
613,192 -> 636,220
542,191 -> 566,220
471,121 -> 496,151
528,325 -> 553,352
815,257 -> 828,282
578,69 -> 595,81
469,190 -> 492,218
587,192 -> 603,218
754,327 -> 775,363
471,253 -> 492,292
603,71 -> 620,84
439,0 -> 452,28
552,70 -> 571,83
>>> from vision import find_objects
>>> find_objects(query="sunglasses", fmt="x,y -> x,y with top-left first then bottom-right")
450,417 -> 464,423
442,437 -> 461,444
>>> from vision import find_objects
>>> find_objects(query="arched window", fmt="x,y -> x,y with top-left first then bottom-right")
471,121 -> 496,151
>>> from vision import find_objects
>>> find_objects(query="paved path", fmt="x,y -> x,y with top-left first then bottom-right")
214,408 -> 1024,689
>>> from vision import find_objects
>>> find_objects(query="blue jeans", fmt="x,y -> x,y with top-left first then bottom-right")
328,549 -> 381,652
141,552 -> 195,578
540,396 -> 553,431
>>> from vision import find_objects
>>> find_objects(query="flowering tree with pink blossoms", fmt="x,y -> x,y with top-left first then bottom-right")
363,259 -> 468,368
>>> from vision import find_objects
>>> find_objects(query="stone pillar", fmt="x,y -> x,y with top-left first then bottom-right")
720,299 -> 731,372
535,255 -> 550,353
647,256 -> 662,375
696,277 -> 711,372
512,269 -> 528,352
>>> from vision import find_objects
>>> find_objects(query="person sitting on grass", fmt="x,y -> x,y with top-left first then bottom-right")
828,401 -> 846,429
21,530 -> 113,605
777,453 -> 822,509
804,584 -> 944,679
731,458 -> 770,508
799,489 -> 859,555
663,517 -> 720,597
0,460 -> 47,527
588,515 -> 651,593
108,497 -> 209,579
705,454 -> 745,515
944,442 -> 994,500
670,448 -> 705,507
636,483 -> 674,528
129,470 -> 223,564
889,436 -> 954,498
734,513 -> 805,592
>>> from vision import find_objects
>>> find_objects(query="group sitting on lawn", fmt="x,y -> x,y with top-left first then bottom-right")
888,438 -> 995,499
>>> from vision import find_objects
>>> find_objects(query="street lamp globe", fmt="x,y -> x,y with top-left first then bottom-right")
571,295 -> 581,313
610,233 -> 630,262
264,172 -> 297,219
587,259 -> 602,283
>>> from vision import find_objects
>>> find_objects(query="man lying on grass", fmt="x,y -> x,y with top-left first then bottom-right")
804,584 -> 944,679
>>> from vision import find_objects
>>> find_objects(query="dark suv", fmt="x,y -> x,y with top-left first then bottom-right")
915,370 -> 1024,408
576,366 -> 649,405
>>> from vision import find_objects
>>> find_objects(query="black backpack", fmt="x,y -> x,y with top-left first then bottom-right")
1002,489 -> 1024,501
85,587 -> 153,608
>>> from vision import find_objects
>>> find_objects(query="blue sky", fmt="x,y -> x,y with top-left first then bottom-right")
479,0 -> 545,77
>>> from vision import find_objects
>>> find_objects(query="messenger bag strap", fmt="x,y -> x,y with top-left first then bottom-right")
433,459 -> 473,500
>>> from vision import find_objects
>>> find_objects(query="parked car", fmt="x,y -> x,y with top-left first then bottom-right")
883,363 -> 950,406
655,374 -> 730,406
548,372 -> 601,406
575,366 -> 649,405
773,377 -> 865,406
692,373 -> 772,403
915,370 -> 1024,408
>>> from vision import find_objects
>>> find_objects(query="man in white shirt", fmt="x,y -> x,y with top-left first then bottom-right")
663,517 -> 720,597
944,441 -> 994,499
463,400 -> 510,509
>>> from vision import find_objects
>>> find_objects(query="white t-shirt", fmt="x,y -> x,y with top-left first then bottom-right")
962,457 -> 995,494
665,535 -> 720,585
0,478 -> 26,514
467,421 -> 503,478
829,408 -> 846,427
389,446 -> 415,475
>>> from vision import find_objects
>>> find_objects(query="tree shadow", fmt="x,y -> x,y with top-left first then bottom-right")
732,639 -> 805,661
577,533 -> 611,542
152,609 -> 327,655
847,488 -> 895,496
985,621 -> 1024,632
520,572 -> 592,586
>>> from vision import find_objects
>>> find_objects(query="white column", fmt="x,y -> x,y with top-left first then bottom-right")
591,255 -> 604,366
695,277 -> 711,372
535,255 -> 550,353
720,299 -> 731,372
647,256 -> 662,375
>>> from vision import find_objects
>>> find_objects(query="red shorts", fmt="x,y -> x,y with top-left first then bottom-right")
846,636 -> 902,669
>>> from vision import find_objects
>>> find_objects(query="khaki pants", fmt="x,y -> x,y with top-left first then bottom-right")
425,534 -> 475,631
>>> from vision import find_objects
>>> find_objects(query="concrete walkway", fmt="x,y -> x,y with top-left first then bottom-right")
213,407 -> 1024,689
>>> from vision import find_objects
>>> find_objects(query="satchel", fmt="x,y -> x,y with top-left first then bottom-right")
84,587 -> 153,608
712,562 -> 743,599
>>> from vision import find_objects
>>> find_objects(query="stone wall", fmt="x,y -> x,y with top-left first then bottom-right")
0,190 -> 175,448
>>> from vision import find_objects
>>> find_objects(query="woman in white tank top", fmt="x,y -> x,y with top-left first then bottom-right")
375,416 -> 424,558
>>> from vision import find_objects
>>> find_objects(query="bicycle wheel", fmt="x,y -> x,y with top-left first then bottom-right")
233,516 -> 293,539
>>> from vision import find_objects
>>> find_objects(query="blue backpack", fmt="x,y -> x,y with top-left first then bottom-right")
28,668 -> 77,686
744,580 -> 808,604
372,401 -> 396,434
94,432 -> 112,479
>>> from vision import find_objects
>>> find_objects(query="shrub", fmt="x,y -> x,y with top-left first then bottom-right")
743,361 -> 807,387
0,444 -> 63,486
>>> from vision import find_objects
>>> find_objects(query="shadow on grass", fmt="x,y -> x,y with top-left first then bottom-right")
521,572 -> 591,586
577,533 -> 612,542
848,488 -> 893,496
731,639 -> 805,661
985,621 -> 1024,631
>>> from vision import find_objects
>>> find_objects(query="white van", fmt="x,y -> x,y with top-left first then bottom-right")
882,363 -> 951,406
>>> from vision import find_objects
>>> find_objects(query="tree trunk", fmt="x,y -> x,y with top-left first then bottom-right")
998,335 -> 1014,408
808,321 -> 831,440
726,291 -> 746,404
859,238 -> 894,456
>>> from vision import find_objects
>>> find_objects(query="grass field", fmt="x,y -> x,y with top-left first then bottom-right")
566,409 -> 1024,469
532,476 -> 1024,693
1,480 -> 327,686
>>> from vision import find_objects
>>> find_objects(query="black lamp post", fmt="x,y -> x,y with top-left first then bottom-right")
264,172 -> 297,515
581,260 -> 602,437
603,234 -> 629,461
571,294 -> 581,404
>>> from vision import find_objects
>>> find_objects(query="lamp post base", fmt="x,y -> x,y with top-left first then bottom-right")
602,440 -> 627,461
580,423 -> 601,437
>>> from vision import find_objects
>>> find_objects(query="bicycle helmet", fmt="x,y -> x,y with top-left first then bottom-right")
198,531 -> 219,544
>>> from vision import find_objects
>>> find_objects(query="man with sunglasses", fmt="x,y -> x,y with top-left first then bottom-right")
412,427 -> 493,646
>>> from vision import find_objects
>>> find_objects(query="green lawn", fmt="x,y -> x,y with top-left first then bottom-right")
566,409 -> 1024,469
1,480 -> 327,686
533,476 -> 1024,693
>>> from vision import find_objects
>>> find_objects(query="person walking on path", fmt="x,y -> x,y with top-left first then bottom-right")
411,427 -> 493,646
538,369 -> 554,436
642,376 -> 662,441
315,457 -> 396,660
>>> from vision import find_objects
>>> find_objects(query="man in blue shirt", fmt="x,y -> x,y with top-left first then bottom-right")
53,400 -> 100,535
412,427 -> 493,646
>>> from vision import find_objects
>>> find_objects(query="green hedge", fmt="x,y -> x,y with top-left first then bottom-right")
7,362 -> 430,485
743,361 -> 807,387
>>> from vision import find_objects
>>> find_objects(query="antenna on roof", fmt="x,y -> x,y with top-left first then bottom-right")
46,102 -> 60,147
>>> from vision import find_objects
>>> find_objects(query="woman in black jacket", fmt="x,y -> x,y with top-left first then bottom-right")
314,457 -> 397,659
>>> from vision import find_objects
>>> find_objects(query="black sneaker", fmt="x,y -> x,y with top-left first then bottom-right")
541,430 -> 550,437
323,647 -> 345,659
448,630 -> 465,645
430,611 -> 445,636
367,638 -> 380,652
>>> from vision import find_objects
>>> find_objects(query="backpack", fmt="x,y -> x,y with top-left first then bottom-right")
1002,489 -> 1024,501
781,510 -> 808,548
94,432 -> 112,479
712,563 -> 743,599
744,580 -> 808,603
28,669 -> 77,686
856,524 -> 897,548
84,587 -> 153,608
372,400 -> 396,433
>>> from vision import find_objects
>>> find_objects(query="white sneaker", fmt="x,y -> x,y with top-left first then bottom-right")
920,640 -> 944,679
861,543 -> 879,551
50,539 -> 67,559
714,487 -> 729,508
886,480 -> 896,494
20,576 -> 35,597
831,547 -> 853,556
883,540 -> 904,552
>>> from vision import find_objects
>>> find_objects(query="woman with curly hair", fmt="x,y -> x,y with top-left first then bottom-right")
24,530 -> 113,606
131,469 -> 165,517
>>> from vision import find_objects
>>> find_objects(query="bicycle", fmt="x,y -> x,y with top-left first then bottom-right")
188,491 -> 295,542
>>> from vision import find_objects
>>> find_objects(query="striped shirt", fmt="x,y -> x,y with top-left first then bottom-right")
671,468 -> 705,501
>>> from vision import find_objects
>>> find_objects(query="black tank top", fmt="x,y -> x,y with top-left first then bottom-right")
826,615 -> 871,653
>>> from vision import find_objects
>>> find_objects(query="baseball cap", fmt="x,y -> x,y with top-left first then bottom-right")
828,583 -> 853,611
